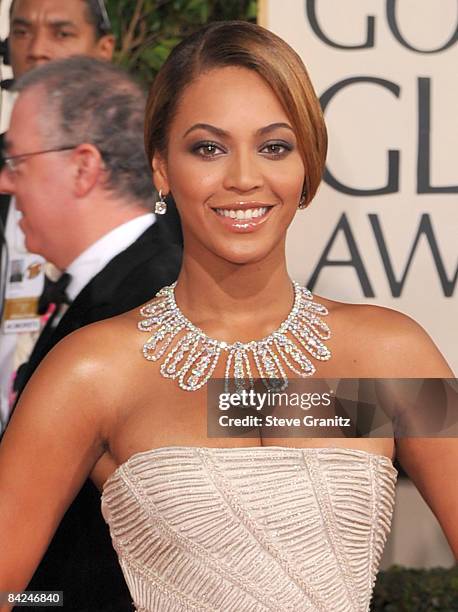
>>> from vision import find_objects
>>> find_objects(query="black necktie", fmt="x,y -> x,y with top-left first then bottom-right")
12,273 -> 72,398
37,272 -> 72,315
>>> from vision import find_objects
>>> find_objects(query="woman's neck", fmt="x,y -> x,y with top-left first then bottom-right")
174,246 -> 295,344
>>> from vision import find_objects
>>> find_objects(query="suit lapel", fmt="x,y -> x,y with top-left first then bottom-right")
49,221 -> 173,339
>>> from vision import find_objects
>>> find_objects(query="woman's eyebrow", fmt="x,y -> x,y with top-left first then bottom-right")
183,122 -> 294,139
257,122 -> 294,135
183,123 -> 228,138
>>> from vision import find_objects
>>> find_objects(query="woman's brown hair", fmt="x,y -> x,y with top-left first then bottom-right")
145,21 -> 327,205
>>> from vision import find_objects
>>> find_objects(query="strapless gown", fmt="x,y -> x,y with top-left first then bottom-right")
101,446 -> 397,612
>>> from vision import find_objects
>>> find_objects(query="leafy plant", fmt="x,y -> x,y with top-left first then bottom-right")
372,565 -> 458,611
105,0 -> 257,84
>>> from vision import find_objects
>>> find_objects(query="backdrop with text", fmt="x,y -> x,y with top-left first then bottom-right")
259,0 -> 457,372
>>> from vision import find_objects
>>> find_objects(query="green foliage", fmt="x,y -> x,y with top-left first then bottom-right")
372,565 -> 458,611
105,0 -> 257,84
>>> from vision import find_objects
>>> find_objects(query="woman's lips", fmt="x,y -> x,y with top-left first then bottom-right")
211,205 -> 274,233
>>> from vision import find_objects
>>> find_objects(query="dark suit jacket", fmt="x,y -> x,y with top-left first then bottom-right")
13,221 -> 182,611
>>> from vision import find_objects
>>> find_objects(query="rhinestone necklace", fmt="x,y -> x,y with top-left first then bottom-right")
139,282 -> 331,392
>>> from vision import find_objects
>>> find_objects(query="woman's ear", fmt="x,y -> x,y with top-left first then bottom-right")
152,151 -> 170,195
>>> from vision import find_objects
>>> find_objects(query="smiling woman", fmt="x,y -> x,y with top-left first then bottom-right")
0,20 -> 457,612
146,21 -> 325,273
145,22 -> 327,206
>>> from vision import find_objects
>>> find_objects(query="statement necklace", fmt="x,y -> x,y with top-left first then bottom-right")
139,282 -> 332,392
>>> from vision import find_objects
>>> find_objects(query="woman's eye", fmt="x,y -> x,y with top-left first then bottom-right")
261,142 -> 292,156
192,142 -> 224,158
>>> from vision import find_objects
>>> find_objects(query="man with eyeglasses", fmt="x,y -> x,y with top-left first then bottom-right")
0,56 -> 182,611
0,0 -> 115,435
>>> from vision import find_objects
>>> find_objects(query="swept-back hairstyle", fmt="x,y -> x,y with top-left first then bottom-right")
14,57 -> 152,207
145,21 -> 327,205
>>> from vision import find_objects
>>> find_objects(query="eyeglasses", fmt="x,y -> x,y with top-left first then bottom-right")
2,146 -> 78,173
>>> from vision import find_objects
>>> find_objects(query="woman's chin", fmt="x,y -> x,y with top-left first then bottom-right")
213,242 -> 281,267
184,230 -> 284,268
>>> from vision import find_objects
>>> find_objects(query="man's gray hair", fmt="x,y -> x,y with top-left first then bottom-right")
14,57 -> 152,208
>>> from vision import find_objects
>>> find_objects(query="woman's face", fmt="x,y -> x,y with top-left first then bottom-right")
153,66 -> 305,265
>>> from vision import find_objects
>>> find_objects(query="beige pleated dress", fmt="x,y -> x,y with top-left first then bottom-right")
101,446 -> 397,612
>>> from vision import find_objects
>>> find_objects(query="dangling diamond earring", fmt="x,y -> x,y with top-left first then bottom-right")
298,192 -> 308,209
154,190 -> 167,215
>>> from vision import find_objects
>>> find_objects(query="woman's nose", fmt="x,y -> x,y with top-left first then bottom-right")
223,149 -> 264,193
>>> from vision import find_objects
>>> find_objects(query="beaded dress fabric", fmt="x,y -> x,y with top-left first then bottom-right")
101,446 -> 397,612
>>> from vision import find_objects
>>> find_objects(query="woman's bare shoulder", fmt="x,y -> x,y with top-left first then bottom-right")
316,296 -> 453,377
43,308 -> 135,363
58,307 -> 142,353
23,307 -> 148,415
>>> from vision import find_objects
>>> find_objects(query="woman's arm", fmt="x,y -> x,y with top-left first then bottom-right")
373,309 -> 458,560
0,325 -> 116,609
396,437 -> 458,560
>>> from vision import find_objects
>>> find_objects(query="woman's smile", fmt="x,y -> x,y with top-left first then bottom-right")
211,202 -> 275,233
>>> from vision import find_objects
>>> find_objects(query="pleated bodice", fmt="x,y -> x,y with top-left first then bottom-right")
101,446 -> 397,612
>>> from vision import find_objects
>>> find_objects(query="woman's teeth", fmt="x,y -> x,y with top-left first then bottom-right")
216,207 -> 268,220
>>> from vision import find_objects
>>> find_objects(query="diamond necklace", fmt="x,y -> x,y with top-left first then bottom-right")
138,282 -> 331,392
